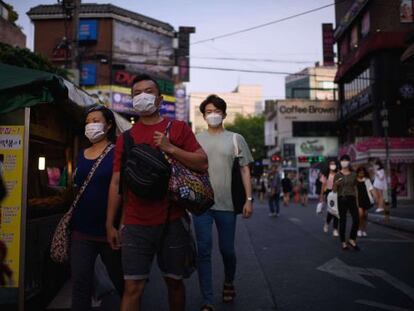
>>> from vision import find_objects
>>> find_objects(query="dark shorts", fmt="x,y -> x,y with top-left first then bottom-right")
121,218 -> 192,280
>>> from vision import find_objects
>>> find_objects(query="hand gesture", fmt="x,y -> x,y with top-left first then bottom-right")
153,131 -> 174,153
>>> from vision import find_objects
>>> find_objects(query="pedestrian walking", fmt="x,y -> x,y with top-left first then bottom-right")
258,173 -> 267,202
391,168 -> 399,209
195,94 -> 254,311
333,155 -> 360,251
373,159 -> 387,213
282,173 -> 293,206
268,165 -> 281,217
106,74 -> 208,311
299,173 -> 309,206
356,166 -> 375,237
320,160 -> 339,237
70,105 -> 124,310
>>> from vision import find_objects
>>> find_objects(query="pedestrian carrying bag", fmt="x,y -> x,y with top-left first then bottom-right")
231,133 -> 246,214
316,202 -> 325,215
50,144 -> 114,263
120,131 -> 171,200
165,121 -> 214,216
327,191 -> 340,219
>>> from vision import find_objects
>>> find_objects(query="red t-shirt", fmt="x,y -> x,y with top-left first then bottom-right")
113,118 -> 201,226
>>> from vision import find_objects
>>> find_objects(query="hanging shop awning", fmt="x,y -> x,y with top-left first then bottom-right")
0,63 -> 99,113
339,137 -> 414,164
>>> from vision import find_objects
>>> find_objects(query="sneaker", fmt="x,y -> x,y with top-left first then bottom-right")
323,223 -> 329,233
268,212 -> 276,217
276,213 -> 279,217
357,230 -> 362,237
333,229 -> 339,237
362,231 -> 368,237
375,208 -> 385,213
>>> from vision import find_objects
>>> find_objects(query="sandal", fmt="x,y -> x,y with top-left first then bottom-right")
222,283 -> 236,303
200,304 -> 215,311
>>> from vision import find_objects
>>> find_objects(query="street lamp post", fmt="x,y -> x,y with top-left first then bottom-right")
381,101 -> 392,219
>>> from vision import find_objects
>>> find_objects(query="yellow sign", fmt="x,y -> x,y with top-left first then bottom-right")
0,126 -> 24,288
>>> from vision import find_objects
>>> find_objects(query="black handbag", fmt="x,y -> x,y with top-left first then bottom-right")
231,134 -> 246,214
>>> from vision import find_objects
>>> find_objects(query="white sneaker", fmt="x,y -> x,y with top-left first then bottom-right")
375,208 -> 385,213
333,229 -> 339,237
269,212 -> 276,217
357,230 -> 362,237
323,223 -> 329,233
362,231 -> 368,237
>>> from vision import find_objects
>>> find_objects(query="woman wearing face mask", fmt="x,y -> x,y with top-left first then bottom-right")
356,166 -> 375,237
320,160 -> 339,236
71,106 -> 124,310
373,159 -> 386,213
333,155 -> 360,251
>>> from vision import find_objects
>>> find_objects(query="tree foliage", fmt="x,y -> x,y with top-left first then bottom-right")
226,114 -> 265,160
0,43 -> 69,78
4,3 -> 18,25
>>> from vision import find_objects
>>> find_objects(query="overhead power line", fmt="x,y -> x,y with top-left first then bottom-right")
191,56 -> 316,64
191,0 -> 347,45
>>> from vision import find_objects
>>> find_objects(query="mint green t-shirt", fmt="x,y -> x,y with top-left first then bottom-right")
196,130 -> 253,211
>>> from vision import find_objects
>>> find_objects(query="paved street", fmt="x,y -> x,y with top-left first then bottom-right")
46,199 -> 414,311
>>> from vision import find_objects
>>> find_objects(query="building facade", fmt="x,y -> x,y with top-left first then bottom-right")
189,85 -> 263,133
28,3 -> 189,120
264,99 -> 339,197
285,64 -> 338,100
334,0 -> 414,200
0,1 -> 26,48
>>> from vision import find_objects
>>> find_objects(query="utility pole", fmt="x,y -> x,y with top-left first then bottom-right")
71,0 -> 80,71
381,101 -> 392,219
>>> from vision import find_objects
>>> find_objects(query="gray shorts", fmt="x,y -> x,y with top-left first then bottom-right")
121,218 -> 192,280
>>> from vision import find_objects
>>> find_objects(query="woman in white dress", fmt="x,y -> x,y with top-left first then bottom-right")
373,159 -> 387,213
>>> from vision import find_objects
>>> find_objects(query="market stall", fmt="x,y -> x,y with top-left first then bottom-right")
0,63 -> 130,310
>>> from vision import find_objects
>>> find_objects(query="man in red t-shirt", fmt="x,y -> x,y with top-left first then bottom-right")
106,74 -> 208,311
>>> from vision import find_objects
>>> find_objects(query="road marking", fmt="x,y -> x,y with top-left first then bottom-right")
359,238 -> 414,243
317,258 -> 375,288
368,269 -> 414,301
288,217 -> 302,224
318,258 -> 414,301
355,300 -> 414,311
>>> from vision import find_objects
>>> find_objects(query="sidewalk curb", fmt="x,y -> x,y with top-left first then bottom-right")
368,213 -> 414,233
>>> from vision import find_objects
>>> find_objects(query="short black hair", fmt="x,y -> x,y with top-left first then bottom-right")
199,94 -> 227,115
339,154 -> 351,161
375,159 -> 384,169
131,74 -> 161,96
85,105 -> 116,142
356,166 -> 369,178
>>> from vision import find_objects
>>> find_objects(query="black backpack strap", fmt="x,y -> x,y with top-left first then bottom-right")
119,130 -> 134,195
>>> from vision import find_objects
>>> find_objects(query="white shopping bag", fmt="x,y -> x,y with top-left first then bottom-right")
327,192 -> 340,219
316,202 -> 325,215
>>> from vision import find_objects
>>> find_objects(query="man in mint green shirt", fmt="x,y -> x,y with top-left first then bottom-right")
194,94 -> 254,311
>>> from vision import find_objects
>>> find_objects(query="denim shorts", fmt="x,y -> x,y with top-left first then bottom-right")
121,218 -> 193,280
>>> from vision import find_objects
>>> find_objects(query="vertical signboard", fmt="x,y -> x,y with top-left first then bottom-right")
0,108 -> 29,309
322,23 -> 335,66
0,125 -> 24,289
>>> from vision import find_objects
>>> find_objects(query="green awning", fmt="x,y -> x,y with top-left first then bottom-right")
0,63 -> 66,113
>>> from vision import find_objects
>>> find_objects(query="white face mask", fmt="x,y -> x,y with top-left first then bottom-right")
85,123 -> 106,143
206,113 -> 223,127
132,93 -> 158,116
340,161 -> 350,168
329,164 -> 337,171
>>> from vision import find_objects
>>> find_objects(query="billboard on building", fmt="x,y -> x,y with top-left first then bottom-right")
322,23 -> 334,66
113,21 -> 174,80
283,137 -> 339,157
78,19 -> 98,41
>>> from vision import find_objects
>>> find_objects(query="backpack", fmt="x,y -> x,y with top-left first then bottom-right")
120,130 -> 171,200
